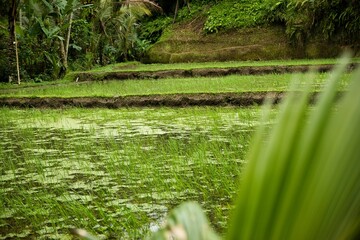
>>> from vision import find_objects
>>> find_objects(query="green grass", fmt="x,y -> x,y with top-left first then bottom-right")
0,72 -> 351,97
0,107 -> 275,239
0,78 -> 73,90
80,58 -> 360,73
1,58 -> 357,92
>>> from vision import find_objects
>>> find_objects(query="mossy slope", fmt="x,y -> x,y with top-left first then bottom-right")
145,21 -> 355,63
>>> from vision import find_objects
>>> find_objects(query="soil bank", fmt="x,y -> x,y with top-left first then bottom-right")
0,91 -> 335,109
0,92 -> 284,108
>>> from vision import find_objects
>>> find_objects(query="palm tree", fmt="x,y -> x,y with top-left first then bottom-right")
92,0 -> 160,64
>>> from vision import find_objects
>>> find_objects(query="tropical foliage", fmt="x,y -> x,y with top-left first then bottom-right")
226,57 -> 360,240
0,0 -> 160,82
0,0 -> 359,82
204,0 -> 268,33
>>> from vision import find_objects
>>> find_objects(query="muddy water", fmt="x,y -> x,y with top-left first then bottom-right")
0,107 -> 270,239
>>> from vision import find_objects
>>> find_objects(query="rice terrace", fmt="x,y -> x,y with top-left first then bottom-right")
1,0 -> 360,239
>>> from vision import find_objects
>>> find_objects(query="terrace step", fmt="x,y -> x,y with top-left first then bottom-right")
73,64 -> 358,82
0,91 -> 344,108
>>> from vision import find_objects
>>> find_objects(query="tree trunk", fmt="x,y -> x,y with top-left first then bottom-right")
173,0 -> 189,23
55,7 -> 68,78
185,0 -> 190,11
59,11 -> 74,75
173,0 -> 179,23
59,39 -> 67,78
65,12 -> 74,61
14,24 -> 20,84
8,0 -> 21,84
59,40 -> 67,68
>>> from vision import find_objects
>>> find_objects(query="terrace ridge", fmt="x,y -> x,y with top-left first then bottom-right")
73,63 -> 358,82
0,91 -> 345,108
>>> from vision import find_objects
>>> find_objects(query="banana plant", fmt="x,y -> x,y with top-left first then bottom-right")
21,0 -> 91,77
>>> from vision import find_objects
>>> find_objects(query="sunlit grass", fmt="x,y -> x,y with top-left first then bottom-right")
0,72 -> 351,97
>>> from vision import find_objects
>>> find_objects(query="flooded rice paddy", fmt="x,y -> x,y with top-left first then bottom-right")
0,107 -> 274,239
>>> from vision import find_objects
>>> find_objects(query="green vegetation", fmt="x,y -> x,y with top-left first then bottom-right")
201,0 -> 360,45
145,57 -> 360,240
0,106 -> 269,239
1,0 -> 161,82
1,0 -> 359,82
85,58 -> 360,73
146,0 -> 360,63
227,59 -> 360,240
1,58 -> 358,93
1,0 -> 359,238
204,0 -> 269,33
0,72 -> 352,97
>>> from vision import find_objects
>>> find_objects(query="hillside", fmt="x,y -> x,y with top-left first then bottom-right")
143,0 -> 360,63
145,22 -> 354,63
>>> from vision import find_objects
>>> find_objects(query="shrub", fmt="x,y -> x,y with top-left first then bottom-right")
139,15 -> 173,44
204,0 -> 268,33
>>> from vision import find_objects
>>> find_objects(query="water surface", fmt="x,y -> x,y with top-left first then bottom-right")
0,107 -> 271,239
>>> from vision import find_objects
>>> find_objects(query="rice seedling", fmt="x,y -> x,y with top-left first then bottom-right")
145,56 -> 360,239
0,72 -> 351,97
84,58 -> 360,73
0,107 -> 266,239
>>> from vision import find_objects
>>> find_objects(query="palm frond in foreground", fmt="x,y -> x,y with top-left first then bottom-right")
150,56 -> 360,240
227,56 -> 360,240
